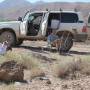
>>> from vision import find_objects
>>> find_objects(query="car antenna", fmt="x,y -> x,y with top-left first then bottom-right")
25,11 -> 29,15
74,8 -> 78,12
60,8 -> 62,11
46,8 -> 48,11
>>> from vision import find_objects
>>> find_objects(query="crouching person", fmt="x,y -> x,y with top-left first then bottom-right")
47,30 -> 65,54
0,41 -> 12,55
47,30 -> 59,48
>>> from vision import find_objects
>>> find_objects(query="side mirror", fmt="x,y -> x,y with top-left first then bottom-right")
18,17 -> 22,21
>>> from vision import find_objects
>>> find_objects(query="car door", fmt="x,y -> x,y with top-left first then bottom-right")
20,21 -> 28,35
40,12 -> 49,36
27,13 -> 43,36
20,12 -> 30,35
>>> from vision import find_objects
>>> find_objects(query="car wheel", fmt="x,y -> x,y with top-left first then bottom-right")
58,36 -> 73,53
0,31 -> 16,46
16,39 -> 23,46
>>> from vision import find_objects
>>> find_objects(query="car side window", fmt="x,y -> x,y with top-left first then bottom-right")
28,13 -> 43,23
33,15 -> 43,25
23,13 -> 36,22
23,13 -> 30,21
61,13 -> 78,23
28,15 -> 34,22
88,15 -> 90,23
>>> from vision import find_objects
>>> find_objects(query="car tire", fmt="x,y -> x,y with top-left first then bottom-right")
58,36 -> 73,53
16,39 -> 23,46
0,31 -> 16,46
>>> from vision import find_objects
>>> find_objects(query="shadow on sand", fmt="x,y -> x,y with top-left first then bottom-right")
14,45 -> 90,56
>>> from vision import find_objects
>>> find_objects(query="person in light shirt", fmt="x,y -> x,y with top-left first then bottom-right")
47,30 -> 65,54
47,30 -> 59,47
0,41 -> 12,55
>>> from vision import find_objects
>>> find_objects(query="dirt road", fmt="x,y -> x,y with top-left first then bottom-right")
14,41 -> 90,58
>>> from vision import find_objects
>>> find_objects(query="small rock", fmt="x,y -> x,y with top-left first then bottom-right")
27,80 -> 32,84
46,80 -> 52,84
39,77 -> 51,84
39,77 -> 49,80
62,84 -> 68,89
15,82 -> 22,86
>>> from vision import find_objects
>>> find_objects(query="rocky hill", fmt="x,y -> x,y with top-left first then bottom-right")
0,0 -> 90,20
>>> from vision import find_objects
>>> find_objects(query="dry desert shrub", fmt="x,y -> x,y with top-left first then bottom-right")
5,51 -> 41,70
4,51 -> 45,80
80,60 -> 90,75
52,57 -> 90,79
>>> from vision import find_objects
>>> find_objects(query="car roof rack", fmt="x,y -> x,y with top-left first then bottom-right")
46,8 -> 48,11
74,8 -> 78,12
60,8 -> 63,11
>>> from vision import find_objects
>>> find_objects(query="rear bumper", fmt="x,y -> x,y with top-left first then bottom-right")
74,34 -> 88,42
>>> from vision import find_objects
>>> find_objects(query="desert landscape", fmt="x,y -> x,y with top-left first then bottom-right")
0,41 -> 90,90
0,0 -> 90,90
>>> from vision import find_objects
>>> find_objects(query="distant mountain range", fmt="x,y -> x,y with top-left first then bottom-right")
0,0 -> 31,9
0,0 -> 90,20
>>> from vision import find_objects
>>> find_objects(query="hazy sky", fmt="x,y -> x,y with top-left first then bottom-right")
0,0 -> 90,3
27,0 -> 90,3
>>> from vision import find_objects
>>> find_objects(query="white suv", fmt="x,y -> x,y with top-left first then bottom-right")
0,10 -> 88,52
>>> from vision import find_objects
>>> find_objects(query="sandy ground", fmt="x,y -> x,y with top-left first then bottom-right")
2,41 -> 90,90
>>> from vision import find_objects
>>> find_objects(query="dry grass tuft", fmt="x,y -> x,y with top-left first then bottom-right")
52,57 -> 90,79
5,51 -> 41,70
0,51 -> 45,81
0,84 -> 16,90
30,68 -> 45,80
